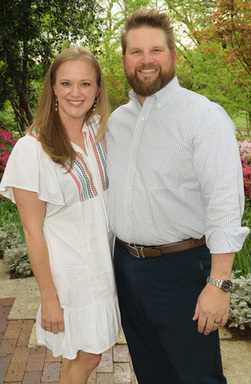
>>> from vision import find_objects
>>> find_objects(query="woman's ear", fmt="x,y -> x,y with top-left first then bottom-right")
96,88 -> 100,98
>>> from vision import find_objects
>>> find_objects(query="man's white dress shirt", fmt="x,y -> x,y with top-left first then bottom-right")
107,76 -> 249,254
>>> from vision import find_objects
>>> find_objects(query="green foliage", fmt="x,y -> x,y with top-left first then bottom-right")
0,234 -> 32,278
229,272 -> 251,330
0,199 -> 30,278
233,200 -> 251,277
0,0 -> 103,132
177,41 -> 250,129
163,0 -> 250,133
189,0 -> 251,131
0,198 -> 22,234
0,101 -> 19,132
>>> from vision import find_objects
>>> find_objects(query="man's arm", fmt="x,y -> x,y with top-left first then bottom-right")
193,253 -> 235,335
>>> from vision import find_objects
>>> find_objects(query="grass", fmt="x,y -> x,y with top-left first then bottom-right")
232,111 -> 250,136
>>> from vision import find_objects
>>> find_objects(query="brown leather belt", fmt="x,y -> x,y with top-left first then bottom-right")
118,236 -> 206,258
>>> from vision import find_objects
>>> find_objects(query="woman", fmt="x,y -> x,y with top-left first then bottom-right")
0,46 -> 121,384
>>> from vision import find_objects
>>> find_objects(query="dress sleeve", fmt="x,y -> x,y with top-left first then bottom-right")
0,134 -> 65,207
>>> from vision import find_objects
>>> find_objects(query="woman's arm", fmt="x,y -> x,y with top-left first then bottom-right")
13,188 -> 64,334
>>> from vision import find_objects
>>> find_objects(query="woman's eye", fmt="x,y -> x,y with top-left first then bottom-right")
81,82 -> 90,87
62,82 -> 70,86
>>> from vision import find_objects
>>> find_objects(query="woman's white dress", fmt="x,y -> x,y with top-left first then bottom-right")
0,116 -> 121,359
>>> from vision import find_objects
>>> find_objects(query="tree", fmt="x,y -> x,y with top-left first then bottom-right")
165,0 -> 217,46
0,0 -> 102,133
200,0 -> 250,85
190,0 -> 251,129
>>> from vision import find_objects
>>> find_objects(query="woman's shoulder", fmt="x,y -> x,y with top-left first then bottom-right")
10,132 -> 39,153
13,133 -> 43,161
15,131 -> 40,146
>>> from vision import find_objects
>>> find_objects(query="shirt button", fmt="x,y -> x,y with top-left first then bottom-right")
141,116 -> 145,120
128,187 -> 131,192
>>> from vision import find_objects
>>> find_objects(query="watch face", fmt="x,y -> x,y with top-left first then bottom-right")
221,280 -> 233,292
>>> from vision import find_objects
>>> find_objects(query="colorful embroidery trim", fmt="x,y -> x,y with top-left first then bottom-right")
64,118 -> 108,202
89,120 -> 108,192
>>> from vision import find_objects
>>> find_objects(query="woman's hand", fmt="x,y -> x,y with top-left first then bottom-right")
41,295 -> 65,334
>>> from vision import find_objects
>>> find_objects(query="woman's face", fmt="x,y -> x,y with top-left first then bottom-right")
53,59 -> 100,125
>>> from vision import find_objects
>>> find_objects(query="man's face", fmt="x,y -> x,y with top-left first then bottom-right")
122,26 -> 177,104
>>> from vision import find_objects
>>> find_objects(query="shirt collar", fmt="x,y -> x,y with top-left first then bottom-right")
129,75 -> 180,108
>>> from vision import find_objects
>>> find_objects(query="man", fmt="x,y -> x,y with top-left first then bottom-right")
107,8 -> 249,384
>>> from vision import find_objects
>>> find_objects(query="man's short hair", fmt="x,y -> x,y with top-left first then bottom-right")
121,8 -> 175,55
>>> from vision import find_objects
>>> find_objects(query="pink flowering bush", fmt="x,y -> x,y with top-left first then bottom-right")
0,129 -> 18,182
233,139 -> 251,277
238,139 -> 251,199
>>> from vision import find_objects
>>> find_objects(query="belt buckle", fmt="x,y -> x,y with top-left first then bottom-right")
129,244 -> 145,258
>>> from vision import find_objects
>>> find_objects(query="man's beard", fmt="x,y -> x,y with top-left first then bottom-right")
124,62 -> 176,97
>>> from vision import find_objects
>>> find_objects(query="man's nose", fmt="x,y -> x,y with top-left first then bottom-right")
141,51 -> 154,64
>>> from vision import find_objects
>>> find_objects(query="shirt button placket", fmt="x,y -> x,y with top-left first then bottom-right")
124,112 -> 145,242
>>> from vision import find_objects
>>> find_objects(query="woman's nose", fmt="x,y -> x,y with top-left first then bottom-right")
71,84 -> 80,97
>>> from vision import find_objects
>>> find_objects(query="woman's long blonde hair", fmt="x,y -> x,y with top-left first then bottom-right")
28,46 -> 110,168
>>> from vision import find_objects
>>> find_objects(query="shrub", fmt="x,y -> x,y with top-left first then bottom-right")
0,129 -> 18,182
228,272 -> 251,330
0,199 -> 31,278
238,139 -> 251,199
233,140 -> 251,276
4,241 -> 31,278
233,198 -> 251,276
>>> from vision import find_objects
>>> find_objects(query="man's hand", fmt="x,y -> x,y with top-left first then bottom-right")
192,283 -> 230,335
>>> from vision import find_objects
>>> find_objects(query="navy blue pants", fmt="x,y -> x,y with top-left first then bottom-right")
114,239 -> 227,384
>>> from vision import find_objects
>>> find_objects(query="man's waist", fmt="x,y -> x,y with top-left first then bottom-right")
117,236 -> 206,258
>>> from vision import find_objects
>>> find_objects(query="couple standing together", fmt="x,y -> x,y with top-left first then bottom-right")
0,8 -> 249,384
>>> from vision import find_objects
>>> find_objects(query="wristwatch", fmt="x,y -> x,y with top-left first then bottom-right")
207,277 -> 233,293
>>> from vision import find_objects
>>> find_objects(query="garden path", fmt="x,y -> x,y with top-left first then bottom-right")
0,259 -> 250,384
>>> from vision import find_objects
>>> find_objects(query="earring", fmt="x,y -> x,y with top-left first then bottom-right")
92,97 -> 97,112
55,96 -> 58,112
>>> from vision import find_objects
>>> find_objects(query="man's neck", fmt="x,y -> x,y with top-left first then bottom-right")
137,94 -> 147,107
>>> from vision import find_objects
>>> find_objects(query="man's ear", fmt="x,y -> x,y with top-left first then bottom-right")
121,55 -> 125,71
173,50 -> 177,67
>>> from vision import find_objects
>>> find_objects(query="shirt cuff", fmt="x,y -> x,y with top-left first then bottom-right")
205,227 -> 250,254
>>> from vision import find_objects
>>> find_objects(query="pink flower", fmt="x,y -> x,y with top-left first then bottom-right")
239,140 -> 251,198
0,129 -> 18,182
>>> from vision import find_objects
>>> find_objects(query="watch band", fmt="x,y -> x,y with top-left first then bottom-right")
207,277 -> 232,292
